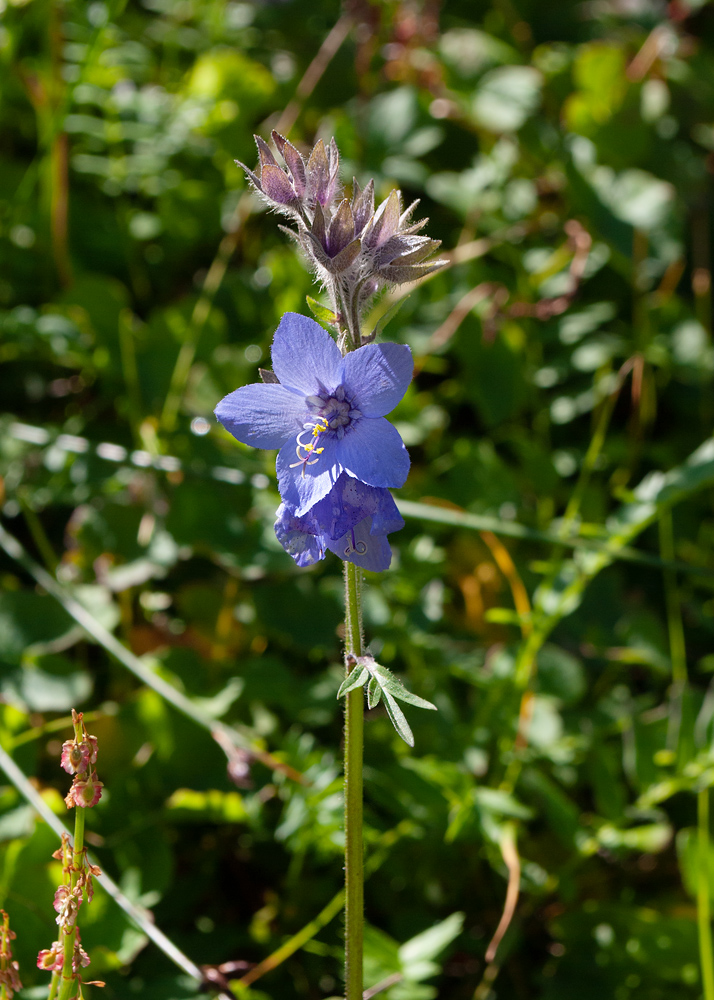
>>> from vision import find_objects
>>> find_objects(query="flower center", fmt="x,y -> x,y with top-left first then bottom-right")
290,386 -> 362,477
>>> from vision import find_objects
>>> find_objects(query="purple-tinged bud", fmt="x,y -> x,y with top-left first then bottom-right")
306,138 -> 341,208
380,261 -> 445,285
260,163 -> 300,206
307,233 -> 362,276
352,178 -> 375,236
311,201 -> 327,245
327,200 -> 356,257
254,134 -> 278,169
306,139 -> 330,206
363,189 -> 401,249
65,771 -> 103,809
375,235 -> 442,268
273,131 -> 307,198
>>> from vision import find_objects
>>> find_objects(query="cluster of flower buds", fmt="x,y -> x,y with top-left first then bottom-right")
61,713 -> 103,809
37,713 -> 103,997
0,910 -> 22,1000
237,133 -> 444,345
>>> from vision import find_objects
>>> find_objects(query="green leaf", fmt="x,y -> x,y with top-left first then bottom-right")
382,690 -> 415,747
367,675 -> 382,709
399,912 -> 465,970
306,296 -> 338,325
484,606 -> 529,626
677,827 -> 714,899
372,665 -> 437,711
366,296 -> 407,342
337,665 -> 369,699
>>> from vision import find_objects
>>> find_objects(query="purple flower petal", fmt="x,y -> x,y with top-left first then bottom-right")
339,417 -> 410,488
271,313 -> 343,395
369,492 -> 404,536
215,383 -> 306,449
306,474 -> 392,540
274,504 -> 326,567
276,434 -> 342,516
274,475 -> 401,572
326,517 -> 393,572
341,342 -> 413,417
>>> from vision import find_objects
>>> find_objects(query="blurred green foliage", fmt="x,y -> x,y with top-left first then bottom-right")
2,1 -> 714,998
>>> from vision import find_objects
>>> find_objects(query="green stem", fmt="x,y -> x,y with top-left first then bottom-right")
659,510 -> 687,686
57,718 -> 87,1000
699,788 -> 714,1000
343,560 -> 364,1000
561,379 -> 619,530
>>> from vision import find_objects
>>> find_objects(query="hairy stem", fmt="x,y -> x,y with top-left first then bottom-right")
343,560 -> 364,1000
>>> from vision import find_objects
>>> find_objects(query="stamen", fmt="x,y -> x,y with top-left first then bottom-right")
344,530 -> 368,557
290,416 -> 329,477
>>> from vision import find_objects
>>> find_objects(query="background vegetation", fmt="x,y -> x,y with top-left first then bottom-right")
2,0 -> 714,997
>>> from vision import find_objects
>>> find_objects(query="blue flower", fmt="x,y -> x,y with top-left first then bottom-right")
215,312 -> 412,515
274,473 -> 404,572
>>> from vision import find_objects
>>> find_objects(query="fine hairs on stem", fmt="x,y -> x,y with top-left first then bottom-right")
343,557 -> 365,999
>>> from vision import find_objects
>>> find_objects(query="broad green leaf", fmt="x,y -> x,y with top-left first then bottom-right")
399,912 -> 464,967
472,65 -> 542,132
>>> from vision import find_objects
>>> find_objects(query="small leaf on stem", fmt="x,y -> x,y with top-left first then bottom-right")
382,690 -> 414,747
367,676 -> 382,709
337,665 -> 369,699
306,296 -> 338,325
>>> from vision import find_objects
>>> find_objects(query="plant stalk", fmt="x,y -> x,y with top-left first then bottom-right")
699,788 -> 714,1000
343,560 -> 364,1000
57,717 -> 87,1000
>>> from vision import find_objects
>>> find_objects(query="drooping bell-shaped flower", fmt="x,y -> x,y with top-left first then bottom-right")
275,473 -> 405,572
